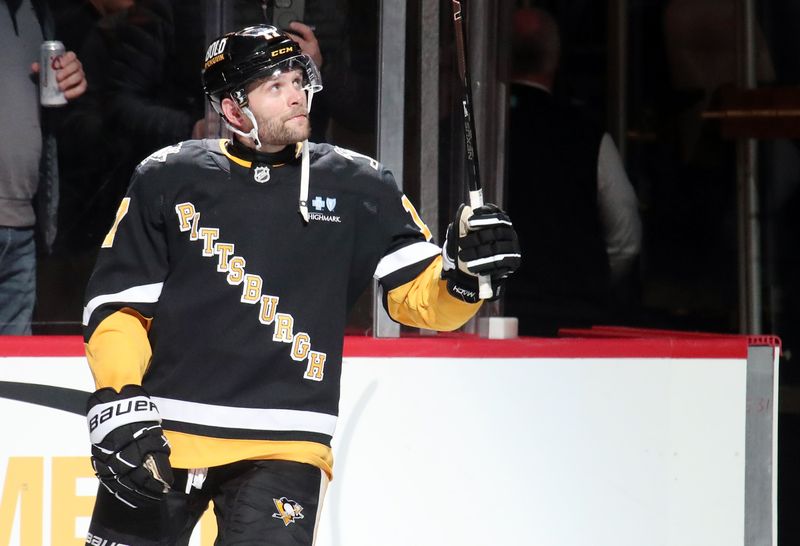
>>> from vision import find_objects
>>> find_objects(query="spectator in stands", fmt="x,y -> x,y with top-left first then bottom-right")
503,7 -> 642,336
663,0 -> 774,165
103,0 -> 326,152
1,0 -> 86,334
103,0 -> 207,165
34,0 -> 134,334
103,0 -> 359,148
51,0 -> 134,55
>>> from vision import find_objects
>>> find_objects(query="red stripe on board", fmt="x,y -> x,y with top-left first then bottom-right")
559,326 -> 782,350
0,333 -> 755,359
342,334 -> 750,358
0,336 -> 85,357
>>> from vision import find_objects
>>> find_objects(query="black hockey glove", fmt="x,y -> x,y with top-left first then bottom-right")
87,384 -> 173,508
442,203 -> 521,303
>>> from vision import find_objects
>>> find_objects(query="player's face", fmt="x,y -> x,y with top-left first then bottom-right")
246,69 -> 310,151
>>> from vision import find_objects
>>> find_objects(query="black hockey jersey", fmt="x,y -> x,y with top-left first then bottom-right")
82,139 -> 478,477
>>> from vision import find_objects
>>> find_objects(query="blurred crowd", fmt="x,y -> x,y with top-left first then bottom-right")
2,0 -> 796,361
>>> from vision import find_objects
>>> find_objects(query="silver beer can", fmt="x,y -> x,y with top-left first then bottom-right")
40,41 -> 67,107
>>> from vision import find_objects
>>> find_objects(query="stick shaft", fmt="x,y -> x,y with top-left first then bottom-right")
451,0 -> 482,198
451,0 -> 492,300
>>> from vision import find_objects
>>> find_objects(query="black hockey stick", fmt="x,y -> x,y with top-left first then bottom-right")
451,0 -> 492,299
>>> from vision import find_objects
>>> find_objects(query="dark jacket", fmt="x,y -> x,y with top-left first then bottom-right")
51,4 -> 132,253
107,0 -> 205,163
30,0 -> 59,251
504,84 -> 611,335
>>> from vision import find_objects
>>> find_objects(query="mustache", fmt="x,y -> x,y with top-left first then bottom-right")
283,109 -> 308,121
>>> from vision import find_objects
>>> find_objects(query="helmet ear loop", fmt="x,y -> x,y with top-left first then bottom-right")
239,106 -> 262,149
222,89 -> 263,149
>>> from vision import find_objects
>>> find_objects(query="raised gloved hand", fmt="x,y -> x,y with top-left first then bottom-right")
87,384 -> 173,508
442,203 -> 521,303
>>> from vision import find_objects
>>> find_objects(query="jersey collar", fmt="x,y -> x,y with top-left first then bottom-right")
221,139 -> 302,168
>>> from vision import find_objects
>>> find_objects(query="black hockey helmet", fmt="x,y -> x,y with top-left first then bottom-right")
202,25 -> 323,116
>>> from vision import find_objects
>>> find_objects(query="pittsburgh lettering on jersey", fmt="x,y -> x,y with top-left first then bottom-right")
174,202 -> 327,382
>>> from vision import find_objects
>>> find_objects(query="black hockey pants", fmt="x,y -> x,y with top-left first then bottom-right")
86,459 -> 328,546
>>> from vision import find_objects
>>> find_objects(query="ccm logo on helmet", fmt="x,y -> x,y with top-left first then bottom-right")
204,37 -> 228,68
88,399 -> 160,433
271,46 -> 294,58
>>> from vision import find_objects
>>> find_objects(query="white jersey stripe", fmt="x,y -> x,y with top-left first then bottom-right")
374,241 -> 440,279
82,282 -> 164,326
152,397 -> 338,436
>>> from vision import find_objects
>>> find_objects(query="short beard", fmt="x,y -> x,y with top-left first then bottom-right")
255,112 -> 311,147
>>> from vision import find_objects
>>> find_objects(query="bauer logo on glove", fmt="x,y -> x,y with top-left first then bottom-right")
88,396 -> 160,439
442,203 -> 522,303
86,384 -> 174,508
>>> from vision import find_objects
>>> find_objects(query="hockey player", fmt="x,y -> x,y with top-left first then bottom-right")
82,24 -> 520,545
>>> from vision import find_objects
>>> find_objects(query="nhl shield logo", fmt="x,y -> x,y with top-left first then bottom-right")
254,165 -> 271,183
325,197 -> 337,211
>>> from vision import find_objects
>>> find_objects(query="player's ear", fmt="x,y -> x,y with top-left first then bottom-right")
221,97 -> 248,130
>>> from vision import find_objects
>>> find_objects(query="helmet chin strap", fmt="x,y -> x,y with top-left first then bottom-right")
225,106 -> 263,149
